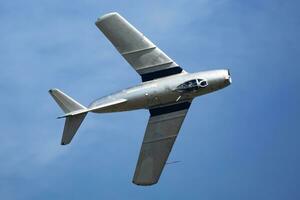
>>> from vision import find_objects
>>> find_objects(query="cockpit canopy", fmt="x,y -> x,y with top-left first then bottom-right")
176,79 -> 208,93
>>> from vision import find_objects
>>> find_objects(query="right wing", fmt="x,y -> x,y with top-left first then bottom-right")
133,102 -> 191,185
95,12 -> 184,82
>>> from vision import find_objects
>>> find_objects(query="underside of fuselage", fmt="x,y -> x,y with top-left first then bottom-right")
88,69 -> 231,113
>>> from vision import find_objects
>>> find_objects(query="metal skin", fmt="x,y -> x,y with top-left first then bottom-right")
89,69 -> 231,113
49,12 -> 232,185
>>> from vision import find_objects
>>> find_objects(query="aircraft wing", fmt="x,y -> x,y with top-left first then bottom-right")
133,102 -> 191,185
95,12 -> 184,82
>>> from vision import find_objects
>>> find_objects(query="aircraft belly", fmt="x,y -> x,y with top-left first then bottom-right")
90,89 -> 179,113
90,93 -> 148,113
90,74 -> 197,113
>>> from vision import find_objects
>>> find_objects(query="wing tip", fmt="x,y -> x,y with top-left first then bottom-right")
95,12 -> 120,25
132,180 -> 158,186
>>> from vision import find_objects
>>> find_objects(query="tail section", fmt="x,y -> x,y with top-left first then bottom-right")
60,113 -> 87,145
49,89 -> 88,145
49,89 -> 86,113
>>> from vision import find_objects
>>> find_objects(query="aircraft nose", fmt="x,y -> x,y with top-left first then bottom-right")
225,69 -> 232,84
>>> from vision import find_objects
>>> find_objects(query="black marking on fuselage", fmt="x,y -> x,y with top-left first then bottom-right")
141,67 -> 183,82
149,102 -> 191,116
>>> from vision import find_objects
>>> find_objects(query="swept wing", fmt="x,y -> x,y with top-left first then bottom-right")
95,12 -> 184,82
133,102 -> 191,185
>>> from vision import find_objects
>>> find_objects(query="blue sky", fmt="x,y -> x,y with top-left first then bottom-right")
1,0 -> 300,199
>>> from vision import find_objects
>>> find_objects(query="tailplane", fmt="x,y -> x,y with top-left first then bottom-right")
49,89 -> 88,145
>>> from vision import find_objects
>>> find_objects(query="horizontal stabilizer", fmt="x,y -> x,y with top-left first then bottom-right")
61,113 -> 87,145
49,88 -> 86,113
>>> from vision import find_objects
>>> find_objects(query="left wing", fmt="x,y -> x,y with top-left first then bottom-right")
133,102 -> 191,185
95,12 -> 184,82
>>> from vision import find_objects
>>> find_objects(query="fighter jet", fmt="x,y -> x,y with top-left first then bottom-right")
49,12 -> 231,186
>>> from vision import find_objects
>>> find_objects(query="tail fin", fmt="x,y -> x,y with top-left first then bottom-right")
49,89 -> 88,145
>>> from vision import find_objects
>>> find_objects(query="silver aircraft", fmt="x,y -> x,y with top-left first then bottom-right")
49,12 -> 231,186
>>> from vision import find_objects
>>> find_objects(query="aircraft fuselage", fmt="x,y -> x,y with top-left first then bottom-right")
89,69 -> 231,113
